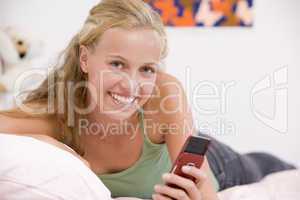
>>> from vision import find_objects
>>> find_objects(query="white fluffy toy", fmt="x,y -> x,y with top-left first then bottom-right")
0,27 -> 44,93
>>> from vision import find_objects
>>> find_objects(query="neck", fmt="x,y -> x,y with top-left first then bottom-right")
80,110 -> 141,167
86,108 -> 139,134
80,92 -> 141,157
80,108 -> 140,146
82,90 -> 141,137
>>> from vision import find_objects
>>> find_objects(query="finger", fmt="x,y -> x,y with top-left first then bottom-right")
162,173 -> 199,197
181,165 -> 207,185
152,193 -> 173,200
154,184 -> 189,200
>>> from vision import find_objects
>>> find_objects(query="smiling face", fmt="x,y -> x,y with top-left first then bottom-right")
79,27 -> 162,120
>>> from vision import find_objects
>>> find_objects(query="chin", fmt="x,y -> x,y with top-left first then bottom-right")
100,92 -> 142,120
102,107 -> 137,121
110,112 -> 134,121
100,101 -> 138,121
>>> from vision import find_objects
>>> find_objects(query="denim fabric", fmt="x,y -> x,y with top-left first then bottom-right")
198,132 -> 296,191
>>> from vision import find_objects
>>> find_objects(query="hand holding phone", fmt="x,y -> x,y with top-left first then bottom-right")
167,135 -> 210,187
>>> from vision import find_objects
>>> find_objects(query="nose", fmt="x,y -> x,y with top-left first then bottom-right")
119,75 -> 140,96
19,52 -> 26,59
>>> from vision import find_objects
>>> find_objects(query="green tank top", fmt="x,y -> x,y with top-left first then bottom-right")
97,109 -> 219,199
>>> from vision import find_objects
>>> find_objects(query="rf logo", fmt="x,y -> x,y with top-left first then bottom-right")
250,67 -> 288,133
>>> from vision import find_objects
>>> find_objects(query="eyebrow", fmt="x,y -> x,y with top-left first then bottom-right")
107,55 -> 159,67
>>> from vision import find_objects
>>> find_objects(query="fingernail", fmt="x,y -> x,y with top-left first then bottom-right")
182,165 -> 192,173
162,173 -> 171,180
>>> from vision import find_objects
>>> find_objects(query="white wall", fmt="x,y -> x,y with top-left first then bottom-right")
1,0 -> 299,165
165,0 -> 300,165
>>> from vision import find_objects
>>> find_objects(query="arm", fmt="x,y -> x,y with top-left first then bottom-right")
154,73 -> 218,199
0,114 -> 90,167
0,114 -> 60,139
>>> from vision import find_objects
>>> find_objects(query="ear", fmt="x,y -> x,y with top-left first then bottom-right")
79,45 -> 90,73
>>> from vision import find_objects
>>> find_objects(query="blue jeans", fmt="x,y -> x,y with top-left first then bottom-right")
198,132 -> 296,191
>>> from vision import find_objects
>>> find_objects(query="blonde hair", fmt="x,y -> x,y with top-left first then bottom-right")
0,0 -> 168,155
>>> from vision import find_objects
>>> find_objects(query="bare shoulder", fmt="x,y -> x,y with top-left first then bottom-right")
0,114 -> 90,167
145,72 -> 187,116
143,72 -> 192,143
0,114 -> 60,139
156,72 -> 184,91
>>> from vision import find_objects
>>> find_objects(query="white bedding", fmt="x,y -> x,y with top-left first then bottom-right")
0,133 -> 112,200
0,133 -> 299,200
218,169 -> 300,200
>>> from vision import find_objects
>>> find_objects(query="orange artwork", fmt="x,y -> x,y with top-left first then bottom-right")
146,0 -> 253,27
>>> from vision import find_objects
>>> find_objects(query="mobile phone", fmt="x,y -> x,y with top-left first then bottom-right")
167,135 -> 210,187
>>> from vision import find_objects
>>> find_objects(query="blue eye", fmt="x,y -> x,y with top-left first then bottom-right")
110,61 -> 124,69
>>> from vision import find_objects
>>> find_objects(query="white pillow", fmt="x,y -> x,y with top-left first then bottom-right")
218,169 -> 300,200
0,133 -> 112,200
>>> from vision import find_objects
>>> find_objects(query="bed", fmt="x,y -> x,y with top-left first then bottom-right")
0,133 -> 299,200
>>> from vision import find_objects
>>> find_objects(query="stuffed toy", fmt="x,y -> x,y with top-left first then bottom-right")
0,27 -> 43,93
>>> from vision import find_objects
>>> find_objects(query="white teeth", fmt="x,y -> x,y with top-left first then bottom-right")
110,92 -> 135,104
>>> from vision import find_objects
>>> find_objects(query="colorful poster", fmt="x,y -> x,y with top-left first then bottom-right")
146,0 -> 253,27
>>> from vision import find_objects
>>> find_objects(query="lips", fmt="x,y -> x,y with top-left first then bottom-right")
108,91 -> 138,105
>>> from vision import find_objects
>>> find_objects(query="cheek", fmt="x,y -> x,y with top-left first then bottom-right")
139,79 -> 156,98
85,58 -> 108,81
88,70 -> 122,92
